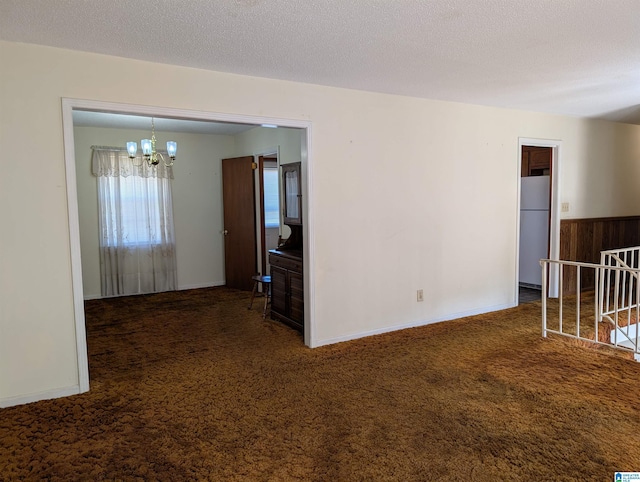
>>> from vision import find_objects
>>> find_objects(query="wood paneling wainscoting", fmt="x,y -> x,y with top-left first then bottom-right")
559,216 -> 640,294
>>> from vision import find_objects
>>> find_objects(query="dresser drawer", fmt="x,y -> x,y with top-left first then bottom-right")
269,253 -> 303,272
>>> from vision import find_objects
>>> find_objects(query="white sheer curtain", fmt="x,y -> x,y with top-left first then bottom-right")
92,147 -> 178,297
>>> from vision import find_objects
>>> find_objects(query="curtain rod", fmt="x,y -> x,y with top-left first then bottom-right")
91,145 -> 125,151
91,145 -> 169,154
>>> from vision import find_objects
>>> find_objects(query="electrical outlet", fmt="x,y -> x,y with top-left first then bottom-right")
561,202 -> 569,213
417,289 -> 424,302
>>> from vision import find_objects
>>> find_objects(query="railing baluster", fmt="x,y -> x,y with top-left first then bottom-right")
576,267 -> 581,337
627,268 -> 633,337
605,256 -> 611,317
622,251 -> 628,313
595,267 -> 599,343
636,272 -> 639,353
559,264 -> 563,334
614,268 -> 620,346
541,260 -> 547,338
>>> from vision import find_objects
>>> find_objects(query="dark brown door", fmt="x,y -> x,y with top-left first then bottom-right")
222,156 -> 257,291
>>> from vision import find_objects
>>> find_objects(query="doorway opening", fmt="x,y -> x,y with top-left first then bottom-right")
62,98 -> 314,395
518,146 -> 551,304
516,138 -> 562,305
257,153 -> 281,279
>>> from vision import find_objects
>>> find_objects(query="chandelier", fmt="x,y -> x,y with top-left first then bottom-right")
126,118 -> 177,167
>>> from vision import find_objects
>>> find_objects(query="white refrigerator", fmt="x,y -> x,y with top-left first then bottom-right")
519,176 -> 550,289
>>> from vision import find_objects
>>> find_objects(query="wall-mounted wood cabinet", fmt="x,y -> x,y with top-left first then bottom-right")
521,146 -> 551,177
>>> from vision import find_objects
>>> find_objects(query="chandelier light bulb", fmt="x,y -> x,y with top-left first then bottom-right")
166,141 -> 177,159
141,139 -> 152,156
126,141 -> 137,158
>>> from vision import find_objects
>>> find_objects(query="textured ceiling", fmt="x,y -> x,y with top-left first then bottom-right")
2,0 -> 639,124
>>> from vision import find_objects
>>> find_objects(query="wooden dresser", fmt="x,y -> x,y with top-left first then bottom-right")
269,248 -> 303,332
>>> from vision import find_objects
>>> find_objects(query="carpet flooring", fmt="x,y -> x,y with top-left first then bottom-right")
1,287 -> 639,481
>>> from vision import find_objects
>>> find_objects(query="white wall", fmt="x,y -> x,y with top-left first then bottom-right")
234,125 -> 304,265
234,126 -> 303,166
73,126 -> 236,298
1,40 -> 640,405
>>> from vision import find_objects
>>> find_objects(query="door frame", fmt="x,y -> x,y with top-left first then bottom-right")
516,137 -> 562,302
254,148 -> 279,278
62,98 -> 315,396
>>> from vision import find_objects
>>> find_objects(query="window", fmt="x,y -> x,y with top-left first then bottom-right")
92,147 -> 177,296
263,167 -> 280,228
99,174 -> 171,247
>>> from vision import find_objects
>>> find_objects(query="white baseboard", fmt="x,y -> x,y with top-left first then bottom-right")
178,281 -> 226,291
314,302 -> 515,348
0,384 -> 82,409
83,282 -> 227,300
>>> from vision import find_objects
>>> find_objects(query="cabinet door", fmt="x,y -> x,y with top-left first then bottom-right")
282,163 -> 302,225
529,148 -> 551,172
270,266 -> 287,315
289,271 -> 304,323
522,146 -> 551,176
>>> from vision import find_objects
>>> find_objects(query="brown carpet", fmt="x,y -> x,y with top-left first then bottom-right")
1,287 -> 639,481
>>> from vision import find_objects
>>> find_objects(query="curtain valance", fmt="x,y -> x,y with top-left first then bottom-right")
91,146 -> 174,179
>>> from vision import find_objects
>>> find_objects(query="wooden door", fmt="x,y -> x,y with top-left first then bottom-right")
222,156 -> 257,291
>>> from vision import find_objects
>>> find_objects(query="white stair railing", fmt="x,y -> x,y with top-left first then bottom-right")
540,251 -> 640,361
599,247 -> 640,355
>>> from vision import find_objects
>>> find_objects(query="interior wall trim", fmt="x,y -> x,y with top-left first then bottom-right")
517,137 -> 563,301
315,302 -> 514,348
561,215 -> 640,223
0,385 -> 81,409
62,98 -> 315,402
